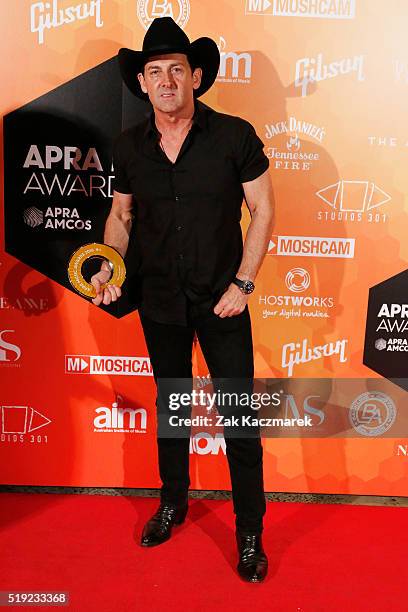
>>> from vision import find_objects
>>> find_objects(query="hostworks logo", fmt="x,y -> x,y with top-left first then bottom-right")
245,0 -> 356,19
285,267 -> 311,293
259,267 -> 335,321
137,0 -> 190,30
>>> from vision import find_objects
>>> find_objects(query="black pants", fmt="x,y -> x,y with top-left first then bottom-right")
139,304 -> 266,534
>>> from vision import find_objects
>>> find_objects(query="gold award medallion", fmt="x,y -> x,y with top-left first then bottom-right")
68,243 -> 126,298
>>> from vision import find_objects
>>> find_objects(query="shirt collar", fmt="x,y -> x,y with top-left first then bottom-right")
143,100 -> 208,138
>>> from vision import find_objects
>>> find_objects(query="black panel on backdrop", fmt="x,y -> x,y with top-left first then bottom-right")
364,269 -> 408,391
4,57 -> 151,318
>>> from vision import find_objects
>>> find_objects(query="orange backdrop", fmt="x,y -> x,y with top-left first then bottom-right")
1,0 -> 407,494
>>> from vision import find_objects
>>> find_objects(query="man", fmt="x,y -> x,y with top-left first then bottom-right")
91,17 -> 274,583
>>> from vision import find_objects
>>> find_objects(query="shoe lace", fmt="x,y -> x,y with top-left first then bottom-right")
153,504 -> 178,527
239,535 -> 263,563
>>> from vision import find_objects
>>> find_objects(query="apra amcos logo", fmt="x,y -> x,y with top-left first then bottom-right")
94,399 -> 147,433
216,37 -> 252,84
23,206 -> 92,231
0,330 -> 22,366
316,180 -> 391,224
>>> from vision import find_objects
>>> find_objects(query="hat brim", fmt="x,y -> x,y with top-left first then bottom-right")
118,37 -> 220,100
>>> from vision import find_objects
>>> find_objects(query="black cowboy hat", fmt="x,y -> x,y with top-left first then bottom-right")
118,17 -> 220,100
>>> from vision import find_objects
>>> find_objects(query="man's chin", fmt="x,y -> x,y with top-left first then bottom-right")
156,98 -> 181,112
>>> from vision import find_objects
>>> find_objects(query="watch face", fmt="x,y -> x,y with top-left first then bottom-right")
243,280 -> 255,294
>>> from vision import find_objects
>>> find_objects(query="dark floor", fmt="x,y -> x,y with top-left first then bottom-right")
1,486 -> 407,507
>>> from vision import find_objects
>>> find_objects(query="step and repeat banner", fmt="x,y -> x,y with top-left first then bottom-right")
1,1 -> 407,495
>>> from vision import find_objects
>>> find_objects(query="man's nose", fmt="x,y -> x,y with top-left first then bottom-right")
161,70 -> 176,87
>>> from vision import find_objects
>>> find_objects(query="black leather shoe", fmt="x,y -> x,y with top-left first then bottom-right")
141,503 -> 188,547
236,533 -> 268,582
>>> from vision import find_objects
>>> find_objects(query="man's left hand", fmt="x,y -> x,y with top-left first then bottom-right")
213,283 -> 249,318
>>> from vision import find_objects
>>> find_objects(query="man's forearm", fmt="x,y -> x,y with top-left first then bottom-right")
104,211 -> 132,259
236,208 -> 274,281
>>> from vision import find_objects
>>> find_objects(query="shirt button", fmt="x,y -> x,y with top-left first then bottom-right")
175,196 -> 180,201
176,225 -> 182,231
178,253 -> 184,260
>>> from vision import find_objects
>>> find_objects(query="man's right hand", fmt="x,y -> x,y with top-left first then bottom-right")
91,268 -> 122,306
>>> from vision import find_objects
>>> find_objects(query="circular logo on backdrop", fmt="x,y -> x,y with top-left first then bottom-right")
285,268 -> 311,293
375,338 -> 387,351
349,392 -> 396,437
137,0 -> 190,31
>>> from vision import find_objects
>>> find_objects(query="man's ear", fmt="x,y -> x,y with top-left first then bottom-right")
192,67 -> 202,90
137,72 -> 147,94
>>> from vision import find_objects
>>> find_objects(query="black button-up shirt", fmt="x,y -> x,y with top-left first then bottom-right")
112,101 -> 269,325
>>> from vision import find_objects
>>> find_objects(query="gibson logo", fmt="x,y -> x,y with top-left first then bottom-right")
30,0 -> 103,45
282,338 -> 348,377
295,53 -> 365,97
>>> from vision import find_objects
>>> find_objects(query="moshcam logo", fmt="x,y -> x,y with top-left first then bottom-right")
245,0 -> 356,19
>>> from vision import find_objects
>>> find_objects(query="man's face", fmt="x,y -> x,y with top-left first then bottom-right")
137,53 -> 202,113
